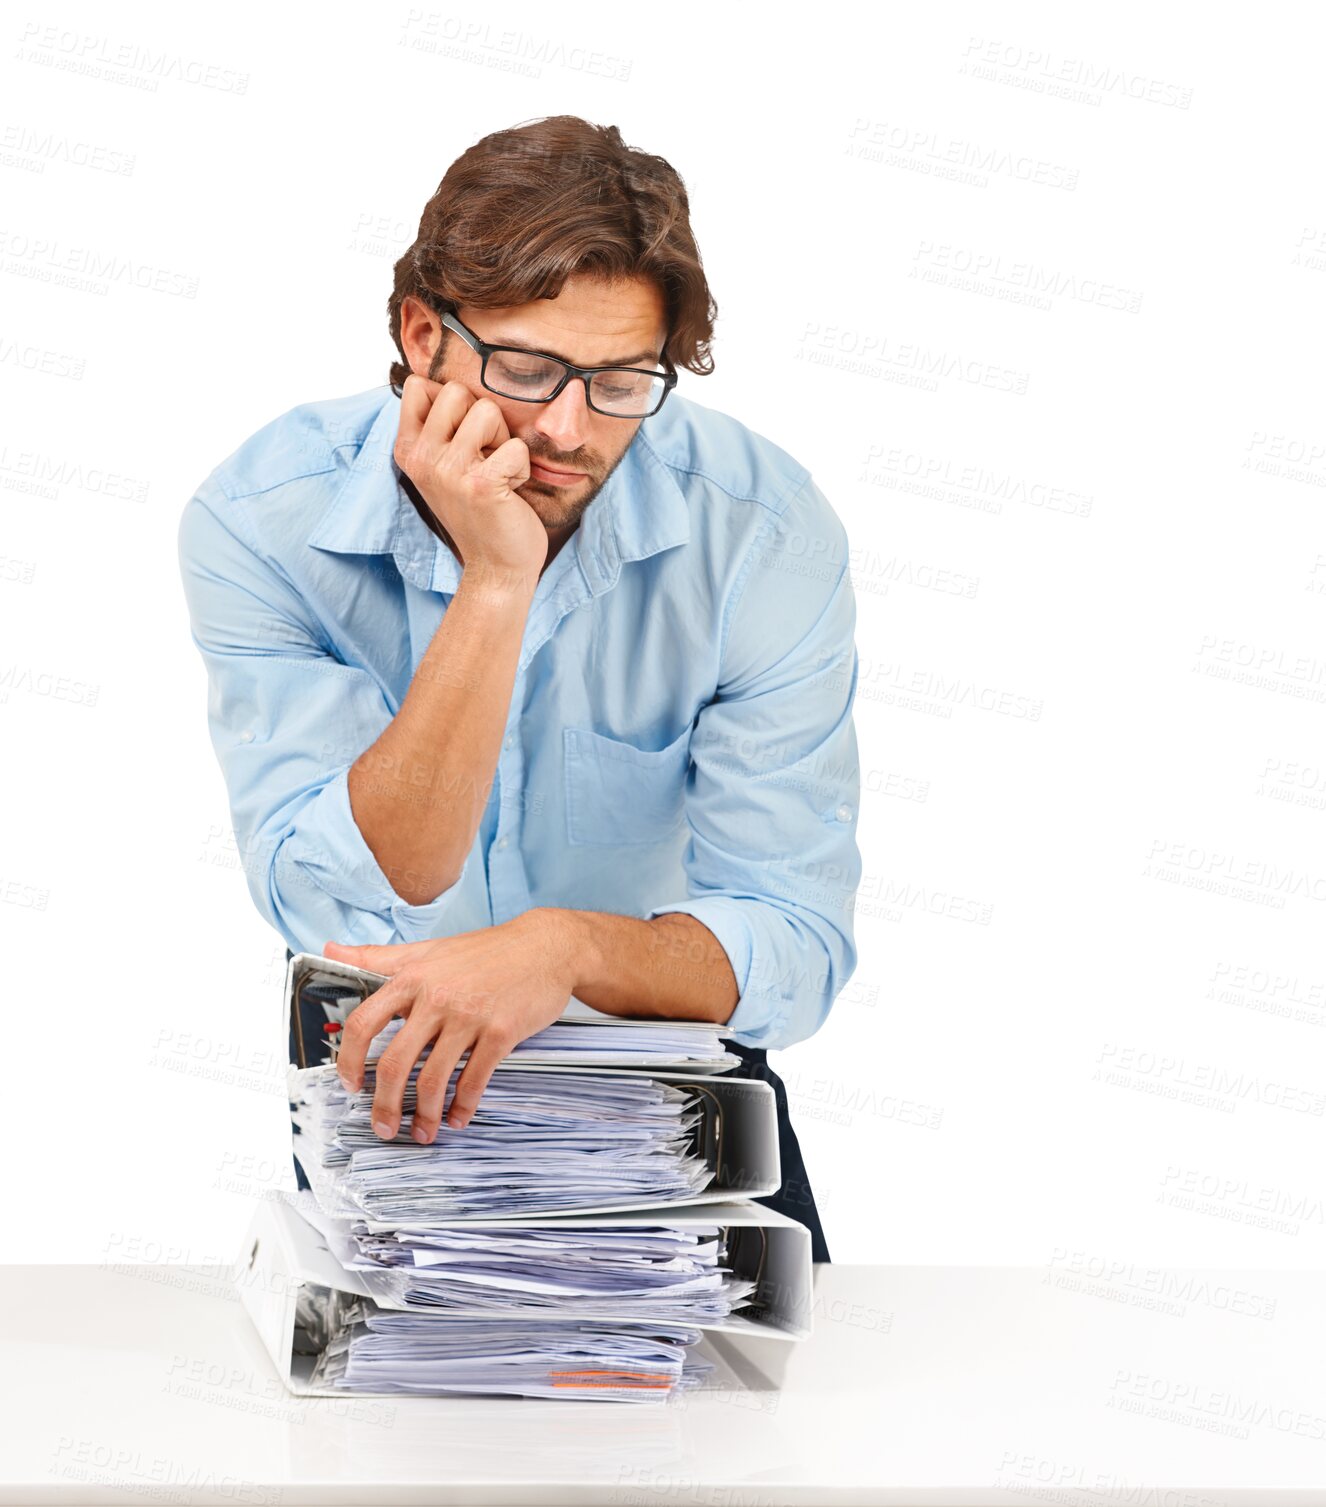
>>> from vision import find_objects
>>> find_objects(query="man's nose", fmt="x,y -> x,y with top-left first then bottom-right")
531,379 -> 592,454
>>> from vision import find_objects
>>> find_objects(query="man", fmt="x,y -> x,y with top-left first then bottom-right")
178,115 -> 862,1260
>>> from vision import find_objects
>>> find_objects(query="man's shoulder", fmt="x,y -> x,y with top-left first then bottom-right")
642,391 -> 848,570
200,385 -> 390,506
640,390 -> 815,518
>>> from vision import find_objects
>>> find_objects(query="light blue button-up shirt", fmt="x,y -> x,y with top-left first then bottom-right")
177,383 -> 862,1049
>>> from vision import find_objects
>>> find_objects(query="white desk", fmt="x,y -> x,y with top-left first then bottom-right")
3,1260 -> 1322,1505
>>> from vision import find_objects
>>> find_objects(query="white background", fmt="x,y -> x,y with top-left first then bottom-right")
2,0 -> 1322,1270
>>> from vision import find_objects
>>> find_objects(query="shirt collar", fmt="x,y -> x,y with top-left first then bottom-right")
308,386 -> 690,596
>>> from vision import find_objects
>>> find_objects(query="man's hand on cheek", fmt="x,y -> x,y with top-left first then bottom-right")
322,910 -> 579,1144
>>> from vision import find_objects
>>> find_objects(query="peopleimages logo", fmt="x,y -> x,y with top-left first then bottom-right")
17,23 -> 250,93
0,664 -> 99,707
960,36 -> 1195,108
1095,1043 -> 1326,1116
1108,1369 -> 1326,1441
1044,1249 -> 1278,1321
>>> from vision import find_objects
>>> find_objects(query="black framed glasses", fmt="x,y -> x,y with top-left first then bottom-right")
439,310 -> 677,419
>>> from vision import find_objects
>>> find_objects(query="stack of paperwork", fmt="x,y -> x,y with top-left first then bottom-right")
289,1062 -> 714,1220
239,952 -> 811,1402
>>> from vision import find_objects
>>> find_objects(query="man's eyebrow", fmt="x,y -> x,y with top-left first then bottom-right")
495,333 -> 662,368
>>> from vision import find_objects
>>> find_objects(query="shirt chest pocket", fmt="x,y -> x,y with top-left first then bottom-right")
563,724 -> 692,847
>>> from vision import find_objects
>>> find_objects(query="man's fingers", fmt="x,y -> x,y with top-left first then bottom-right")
446,1032 -> 514,1130
335,972 -> 417,1093
395,375 -> 471,468
449,394 -> 512,469
323,939 -> 436,977
408,1032 -> 473,1144
396,372 -> 444,452
365,1012 -> 439,1140
481,436 -> 532,492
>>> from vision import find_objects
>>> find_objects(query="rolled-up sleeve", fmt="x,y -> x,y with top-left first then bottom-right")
177,477 -> 471,953
646,477 -> 862,1050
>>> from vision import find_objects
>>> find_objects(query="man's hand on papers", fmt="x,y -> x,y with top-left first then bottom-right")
322,909 -> 579,1144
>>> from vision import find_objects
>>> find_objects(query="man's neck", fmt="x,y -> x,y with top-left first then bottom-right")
543,526 -> 575,568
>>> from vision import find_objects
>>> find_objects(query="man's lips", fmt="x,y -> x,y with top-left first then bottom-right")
528,459 -> 587,485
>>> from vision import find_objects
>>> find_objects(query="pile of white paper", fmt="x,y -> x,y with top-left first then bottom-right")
289,954 -> 739,1073
338,1219 -> 758,1321
290,1062 -> 714,1221
308,1310 -> 713,1401
363,1012 -> 737,1069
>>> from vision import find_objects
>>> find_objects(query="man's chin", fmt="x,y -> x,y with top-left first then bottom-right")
517,477 -> 596,526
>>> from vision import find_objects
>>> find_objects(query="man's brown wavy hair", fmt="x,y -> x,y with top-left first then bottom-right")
387,115 -> 717,393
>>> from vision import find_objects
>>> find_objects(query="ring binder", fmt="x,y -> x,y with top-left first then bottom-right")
292,965 -> 377,1070
725,1224 -> 771,1319
238,1190 -> 814,1403
691,1082 -> 725,1182
285,951 -> 744,1074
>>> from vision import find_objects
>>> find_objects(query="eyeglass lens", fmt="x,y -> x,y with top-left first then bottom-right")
485,349 -> 665,415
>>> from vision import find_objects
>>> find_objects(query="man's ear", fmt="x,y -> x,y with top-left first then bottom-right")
400,294 -> 445,379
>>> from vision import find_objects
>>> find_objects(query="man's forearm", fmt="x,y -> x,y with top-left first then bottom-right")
534,907 -> 740,1025
348,567 -> 535,906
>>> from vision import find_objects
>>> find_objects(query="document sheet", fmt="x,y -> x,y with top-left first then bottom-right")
307,1306 -> 714,1401
289,1063 -> 715,1221
322,1210 -> 758,1321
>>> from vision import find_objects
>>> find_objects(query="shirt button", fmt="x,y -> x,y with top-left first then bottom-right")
239,730 -> 254,743
503,735 -> 515,751
495,836 -> 508,851
835,802 -> 853,823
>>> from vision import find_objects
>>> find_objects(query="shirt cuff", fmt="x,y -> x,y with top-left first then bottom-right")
644,896 -> 786,1048
281,765 -> 470,943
